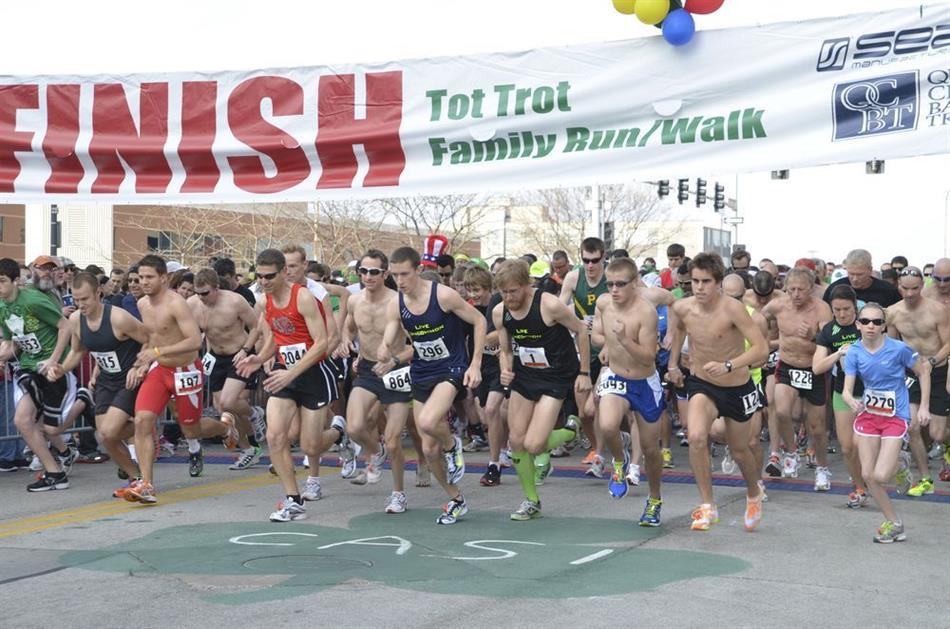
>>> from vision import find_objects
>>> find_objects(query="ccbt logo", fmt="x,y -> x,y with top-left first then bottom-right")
833,72 -> 919,141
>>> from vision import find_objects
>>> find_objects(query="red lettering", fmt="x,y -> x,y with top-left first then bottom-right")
44,84 -> 83,193
0,85 -> 39,193
316,71 -> 404,189
179,81 -> 220,193
227,76 -> 309,193
89,82 -> 172,194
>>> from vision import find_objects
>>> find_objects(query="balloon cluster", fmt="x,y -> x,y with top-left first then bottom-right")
612,0 -> 725,47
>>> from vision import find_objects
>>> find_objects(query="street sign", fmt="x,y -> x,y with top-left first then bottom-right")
723,217 -> 744,225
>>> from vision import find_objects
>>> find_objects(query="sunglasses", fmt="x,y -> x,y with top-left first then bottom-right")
358,267 -> 384,276
438,272 -> 454,278
899,269 -> 922,278
857,317 -> 885,326
194,289 -> 211,296
606,280 -> 631,289
932,275 -> 950,283
678,281 -> 691,288
582,256 -> 603,265
258,271 -> 280,281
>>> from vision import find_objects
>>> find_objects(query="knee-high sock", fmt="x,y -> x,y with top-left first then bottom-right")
511,451 -> 539,502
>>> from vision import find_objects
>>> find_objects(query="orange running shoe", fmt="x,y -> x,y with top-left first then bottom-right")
690,504 -> 719,531
744,492 -> 763,531
126,479 -> 158,504
221,413 -> 239,449
582,450 -> 598,465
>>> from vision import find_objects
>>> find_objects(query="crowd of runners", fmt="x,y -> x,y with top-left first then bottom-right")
1,238 -> 947,543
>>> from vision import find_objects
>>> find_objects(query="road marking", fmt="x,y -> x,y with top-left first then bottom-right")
229,532 -> 321,546
570,549 -> 614,565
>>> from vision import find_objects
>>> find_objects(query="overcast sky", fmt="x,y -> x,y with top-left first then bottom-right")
3,0 -> 948,266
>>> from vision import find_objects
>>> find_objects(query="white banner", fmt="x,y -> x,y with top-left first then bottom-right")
0,4 -> 947,203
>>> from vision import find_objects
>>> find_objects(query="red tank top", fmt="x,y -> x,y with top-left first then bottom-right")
265,283 -> 327,366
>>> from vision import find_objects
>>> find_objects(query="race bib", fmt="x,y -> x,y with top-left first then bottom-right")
767,351 -> 779,369
201,352 -> 217,375
864,389 -> 896,417
741,390 -> 761,416
788,369 -> 813,390
13,333 -> 41,355
597,371 -> 627,396
382,365 -> 412,392
483,344 -> 500,356
518,345 -> 551,368
174,370 -> 203,396
414,338 -> 449,361
91,351 -> 121,374
279,343 -> 306,367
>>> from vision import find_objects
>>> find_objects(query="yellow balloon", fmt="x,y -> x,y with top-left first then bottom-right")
612,0 -> 638,15
635,0 -> 670,24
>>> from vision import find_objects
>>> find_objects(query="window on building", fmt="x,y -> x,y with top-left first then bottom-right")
147,231 -> 173,252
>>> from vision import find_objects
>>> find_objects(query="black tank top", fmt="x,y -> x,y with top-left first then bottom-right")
399,281 -> 468,383
503,289 -> 579,381
80,303 -> 142,383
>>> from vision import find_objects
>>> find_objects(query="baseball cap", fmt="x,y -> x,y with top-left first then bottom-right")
166,261 -> 186,273
31,255 -> 59,268
794,258 -> 817,271
529,261 -> 550,279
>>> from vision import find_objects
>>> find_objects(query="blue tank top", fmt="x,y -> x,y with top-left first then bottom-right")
399,281 -> 468,383
655,304 -> 670,368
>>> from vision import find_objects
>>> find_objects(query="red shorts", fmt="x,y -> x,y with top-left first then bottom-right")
853,412 -> 908,439
134,360 -> 204,426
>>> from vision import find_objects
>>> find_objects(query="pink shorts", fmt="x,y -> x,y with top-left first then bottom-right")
853,412 -> 908,439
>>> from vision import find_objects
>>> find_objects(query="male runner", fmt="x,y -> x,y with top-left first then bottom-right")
922,258 -> 950,307
48,272 -> 150,484
591,257 -> 664,526
0,259 -> 75,491
188,269 -> 265,471
493,260 -> 588,520
667,253 -> 768,532
380,246 -> 486,525
338,250 -> 415,514
122,255 -> 239,503
761,268 -> 833,488
824,249 -> 901,307
886,267 -> 950,493
237,249 -> 349,521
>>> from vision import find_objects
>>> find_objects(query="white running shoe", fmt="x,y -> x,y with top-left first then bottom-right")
301,476 -> 323,501
229,446 -> 261,470
626,462 -> 641,486
782,451 -> 800,478
29,455 -> 43,471
814,466 -> 832,492
721,446 -> 738,475
585,454 -> 606,479
303,455 -> 310,469
366,443 -> 387,484
499,448 -> 513,468
269,497 -> 306,522
384,491 -> 407,514
250,406 -> 267,444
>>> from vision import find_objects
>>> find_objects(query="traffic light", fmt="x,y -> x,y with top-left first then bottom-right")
714,183 -> 725,212
677,179 -> 689,204
603,221 -> 615,252
658,180 -> 670,199
695,178 -> 707,206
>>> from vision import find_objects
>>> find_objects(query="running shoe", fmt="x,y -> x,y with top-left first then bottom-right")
499,449 -> 513,468
27,472 -> 69,492
661,447 -> 675,469
744,492 -> 764,531
125,479 -> 157,503
384,491 -> 407,514
826,441 -> 838,454
220,414 -> 240,449
847,489 -> 868,509
436,494 -> 468,525
927,441 -> 944,460
57,446 -> 79,475
873,520 -> 906,544
585,454 -> 606,479
907,478 -> 934,497
76,451 -> 109,464
303,455 -> 310,469
332,416 -> 361,479
366,443 -> 387,484
626,463 -> 641,487
349,470 -> 368,485
117,467 -> 129,480
29,454 -> 43,472
639,497 -> 662,527
188,450 -> 204,477
782,451 -> 800,478
805,447 -> 817,470
270,497 -> 306,522
301,476 -> 323,501
581,449 -> 598,465
112,478 -> 139,499
765,453 -> 782,478
940,462 -> 950,483
250,406 -> 267,444
534,459 -> 553,486
758,480 -> 769,503
549,445 -> 569,458
895,450 -> 913,494
721,446 -> 737,475
608,460 -> 627,498
814,466 -> 832,492
0,458 -> 28,472
229,446 -> 262,470
462,436 -> 489,453
564,414 -> 581,437
415,464 -> 431,487
158,437 -> 176,458
578,431 -> 592,451
510,498 -> 542,521
480,463 -> 502,487
690,504 -> 719,531
443,435 -> 465,485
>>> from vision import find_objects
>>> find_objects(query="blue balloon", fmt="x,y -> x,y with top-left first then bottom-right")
662,9 -> 695,46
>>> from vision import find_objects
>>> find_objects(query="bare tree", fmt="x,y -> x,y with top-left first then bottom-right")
377,194 -> 487,252
307,200 -> 390,266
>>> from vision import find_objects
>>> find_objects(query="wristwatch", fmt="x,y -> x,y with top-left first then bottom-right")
928,356 -> 938,368
724,361 -> 733,373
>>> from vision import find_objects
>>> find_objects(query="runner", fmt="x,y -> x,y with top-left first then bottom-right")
338,249 -> 415,514
922,258 -> 950,307
188,269 -> 266,472
590,257 -> 664,526
824,249 -> 901,307
885,267 -> 950,495
667,252 -> 768,532
0,258 -> 76,492
761,268 -> 834,488
813,284 -> 867,507
380,246 -> 486,525
494,260 -> 588,521
842,302 -> 931,543
47,272 -> 150,484
236,249 -> 349,521
122,255 -> 240,504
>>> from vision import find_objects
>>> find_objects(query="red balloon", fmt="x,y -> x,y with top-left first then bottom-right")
685,0 -> 724,14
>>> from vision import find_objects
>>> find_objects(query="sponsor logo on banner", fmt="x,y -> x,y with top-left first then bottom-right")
816,24 -> 950,73
832,72 -> 919,141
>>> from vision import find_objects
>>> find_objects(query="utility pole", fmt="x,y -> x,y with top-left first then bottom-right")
49,204 -> 60,256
